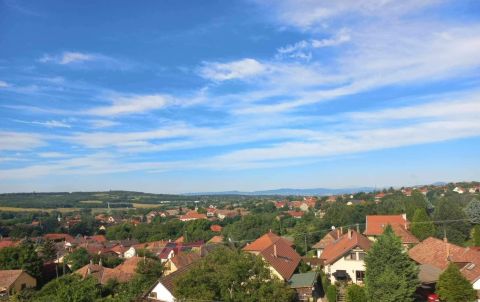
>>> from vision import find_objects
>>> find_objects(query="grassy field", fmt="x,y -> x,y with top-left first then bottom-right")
131,203 -> 162,209
79,200 -> 103,204
0,206 -> 82,213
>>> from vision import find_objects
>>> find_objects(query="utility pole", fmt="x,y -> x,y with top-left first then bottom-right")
304,234 -> 308,254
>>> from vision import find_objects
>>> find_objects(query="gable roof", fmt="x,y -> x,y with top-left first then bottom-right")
157,263 -> 195,295
243,231 -> 291,252
207,235 -> 224,244
320,230 -> 372,265
75,263 -> 134,284
210,224 -> 223,232
179,211 -> 207,221
312,229 -> 341,249
171,252 -> 201,269
409,237 -> 480,283
259,239 -> 301,280
0,270 -> 29,289
364,214 -> 418,244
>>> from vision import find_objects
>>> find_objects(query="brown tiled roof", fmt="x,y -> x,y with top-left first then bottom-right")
210,224 -> 223,232
409,237 -> 480,283
287,211 -> 304,218
179,211 -> 207,221
0,239 -> 19,249
44,233 -> 74,242
320,230 -> 372,265
75,262 -> 135,284
0,270 -> 26,289
171,252 -> 201,269
159,263 -> 195,295
391,224 -> 419,244
116,256 -> 142,274
312,230 -> 341,249
259,239 -> 301,280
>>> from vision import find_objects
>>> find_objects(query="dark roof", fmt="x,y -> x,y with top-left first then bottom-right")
289,272 -> 318,288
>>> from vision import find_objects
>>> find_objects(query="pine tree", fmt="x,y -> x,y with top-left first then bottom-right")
436,263 -> 476,302
465,198 -> 480,224
411,208 -> 435,241
364,225 -> 419,302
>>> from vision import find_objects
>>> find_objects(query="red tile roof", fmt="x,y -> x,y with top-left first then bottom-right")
409,237 -> 480,284
179,211 -> 207,221
320,230 -> 372,265
210,224 -> 223,232
243,231 -> 300,280
75,263 -> 133,284
287,211 -> 304,218
259,239 -> 301,280
207,235 -> 224,244
364,214 -> 418,244
0,239 -> 19,249
44,233 -> 74,242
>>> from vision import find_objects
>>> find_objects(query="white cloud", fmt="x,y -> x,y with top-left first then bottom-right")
0,80 -> 10,88
38,152 -> 68,158
39,51 -> 95,65
88,119 -> 120,128
87,94 -> 170,116
199,58 -> 266,81
14,119 -> 71,128
0,132 -> 45,151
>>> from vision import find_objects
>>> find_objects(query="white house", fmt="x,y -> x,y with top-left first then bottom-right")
319,229 -> 372,284
147,264 -> 194,301
123,246 -> 136,259
453,186 -> 465,194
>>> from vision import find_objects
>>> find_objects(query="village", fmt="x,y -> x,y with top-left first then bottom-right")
0,182 -> 479,301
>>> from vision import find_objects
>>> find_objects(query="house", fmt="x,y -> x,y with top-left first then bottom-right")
374,192 -> 386,201
243,231 -> 300,281
216,209 -> 238,220
402,188 -> 413,197
327,196 -> 337,203
43,233 -> 74,243
291,201 -> 309,212
0,270 -> 36,297
312,228 -> 342,258
164,252 -> 201,275
287,211 -> 304,219
320,229 -> 372,284
147,263 -> 195,302
453,186 -> 465,194
179,211 -> 207,222
419,187 -> 429,195
364,214 -> 419,247
210,224 -> 223,232
0,238 -> 19,250
288,271 -> 319,302
207,235 -> 224,244
347,199 -> 365,206
206,208 -> 217,217
75,257 -> 141,285
409,237 -> 480,297
275,201 -> 288,209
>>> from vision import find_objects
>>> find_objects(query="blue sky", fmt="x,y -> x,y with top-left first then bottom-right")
1,0 -> 480,193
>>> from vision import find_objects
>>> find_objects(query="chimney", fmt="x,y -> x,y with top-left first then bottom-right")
348,229 -> 352,240
273,244 -> 277,258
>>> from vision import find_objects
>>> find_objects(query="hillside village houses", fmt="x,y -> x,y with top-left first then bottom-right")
364,214 -> 419,248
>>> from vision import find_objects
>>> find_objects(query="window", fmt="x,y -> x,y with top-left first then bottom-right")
21,284 -> 26,290
345,252 -> 356,260
356,271 -> 365,282
358,252 -> 366,260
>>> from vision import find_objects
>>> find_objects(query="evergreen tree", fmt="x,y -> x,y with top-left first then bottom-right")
436,263 -> 476,302
41,239 -> 57,262
465,198 -> 480,224
473,225 -> 480,246
411,208 -> 435,241
364,225 -> 419,302
433,198 -> 470,245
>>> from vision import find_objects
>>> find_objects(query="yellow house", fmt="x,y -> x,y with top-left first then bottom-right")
0,270 -> 36,297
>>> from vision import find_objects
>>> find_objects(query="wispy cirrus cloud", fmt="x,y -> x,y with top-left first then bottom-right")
199,58 -> 266,81
39,52 -> 96,65
14,119 -> 71,128
0,80 -> 10,88
0,131 -> 45,151
87,94 -> 171,116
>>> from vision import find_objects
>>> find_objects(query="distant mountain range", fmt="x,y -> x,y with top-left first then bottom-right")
185,187 -> 377,196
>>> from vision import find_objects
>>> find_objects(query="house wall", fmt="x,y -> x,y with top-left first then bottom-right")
9,272 -> 36,294
324,249 -> 366,284
149,282 -> 175,302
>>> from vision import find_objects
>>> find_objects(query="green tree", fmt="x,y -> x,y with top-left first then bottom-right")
473,225 -> 480,246
18,240 -> 43,279
346,284 -> 367,302
65,248 -> 91,271
326,284 -> 337,302
465,198 -> 480,224
411,208 -> 435,241
436,263 -> 476,302
41,239 -> 57,262
174,246 -> 294,302
433,198 -> 470,245
364,225 -> 419,302
34,274 -> 101,302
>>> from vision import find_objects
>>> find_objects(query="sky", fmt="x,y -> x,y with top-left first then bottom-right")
0,0 -> 479,193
